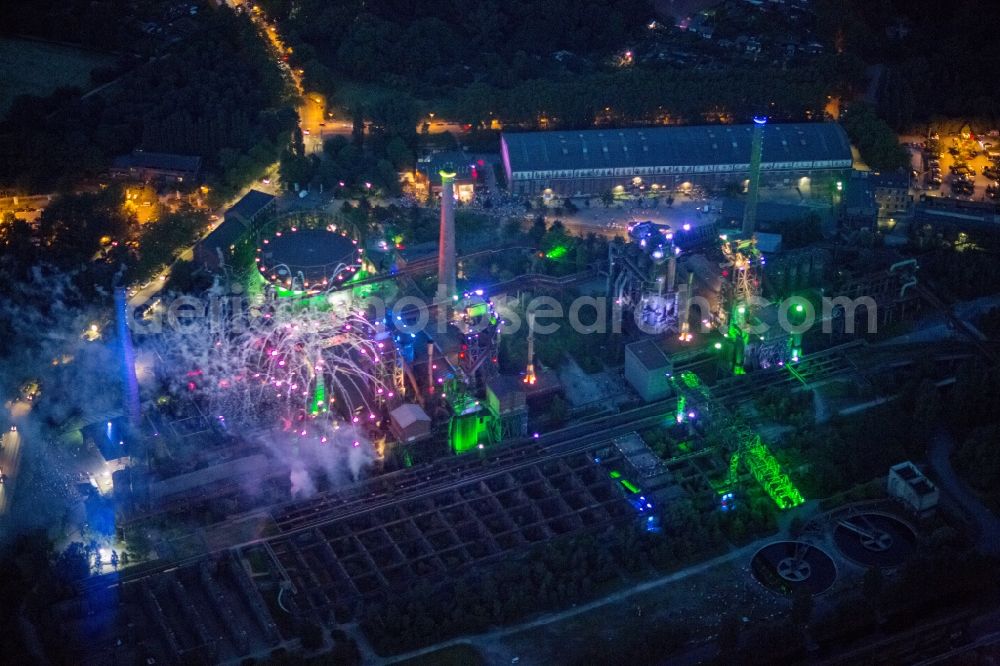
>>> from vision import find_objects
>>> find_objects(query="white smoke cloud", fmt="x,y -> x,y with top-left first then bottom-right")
0,272 -> 387,542
141,289 -> 387,501
289,462 -> 316,498
251,422 -> 376,500
0,270 -> 122,540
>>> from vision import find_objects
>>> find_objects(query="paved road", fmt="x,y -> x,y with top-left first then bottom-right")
252,4 -> 467,157
125,177 -> 282,312
0,418 -> 26,516
551,196 -> 718,239
375,414 -> 997,666
928,430 -> 1000,556
913,628 -> 1000,666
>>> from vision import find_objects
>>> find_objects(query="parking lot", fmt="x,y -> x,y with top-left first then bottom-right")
556,197 -> 718,238
906,130 -> 1000,202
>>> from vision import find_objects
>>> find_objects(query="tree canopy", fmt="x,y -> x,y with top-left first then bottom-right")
840,102 -> 909,171
0,6 -> 297,195
814,0 -> 1000,123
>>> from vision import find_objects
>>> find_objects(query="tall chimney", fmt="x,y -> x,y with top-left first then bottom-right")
427,342 -> 435,395
679,271 -> 694,340
524,311 -> 537,385
437,168 -> 457,303
666,253 -> 677,293
742,116 -> 767,238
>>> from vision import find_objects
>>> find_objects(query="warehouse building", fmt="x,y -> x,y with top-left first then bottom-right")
223,189 -> 276,229
500,123 -> 853,197
194,189 -> 275,270
110,150 -> 202,184
843,170 -> 911,229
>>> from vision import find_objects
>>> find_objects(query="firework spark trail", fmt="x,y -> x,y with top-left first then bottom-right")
151,295 -> 389,437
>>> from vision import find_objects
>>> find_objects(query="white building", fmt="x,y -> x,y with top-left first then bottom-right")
888,461 -> 939,516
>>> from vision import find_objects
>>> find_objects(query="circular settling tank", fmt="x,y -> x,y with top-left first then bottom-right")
833,512 -> 916,568
751,541 -> 837,596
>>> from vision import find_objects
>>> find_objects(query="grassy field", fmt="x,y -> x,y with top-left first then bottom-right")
0,37 -> 114,115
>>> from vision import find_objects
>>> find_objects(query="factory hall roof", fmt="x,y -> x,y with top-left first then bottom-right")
112,150 -> 202,174
390,404 -> 431,429
226,189 -> 276,226
199,217 -> 245,254
502,123 -> 852,172
719,198 -> 829,224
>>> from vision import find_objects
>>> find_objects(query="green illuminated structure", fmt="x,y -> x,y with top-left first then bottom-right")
720,238 -> 763,375
620,478 -> 641,494
545,245 -> 569,260
672,371 -> 804,509
680,371 -> 703,391
727,320 -> 749,375
787,300 -> 806,363
745,435 -> 804,509
724,450 -> 741,489
445,378 -> 496,454
449,411 -> 491,454
309,373 -> 327,416
609,470 -> 642,495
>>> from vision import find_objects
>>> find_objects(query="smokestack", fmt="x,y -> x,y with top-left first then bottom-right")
115,288 -> 141,428
666,254 -> 677,293
524,311 -> 537,385
427,342 -> 435,395
437,168 -> 457,303
742,116 -> 767,237
679,271 -> 694,341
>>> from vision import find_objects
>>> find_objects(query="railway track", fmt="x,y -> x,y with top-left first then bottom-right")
709,340 -> 863,405
124,342 -> 865,534
102,338 -> 984,591
269,397 -> 683,533
268,342 -> 877,533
